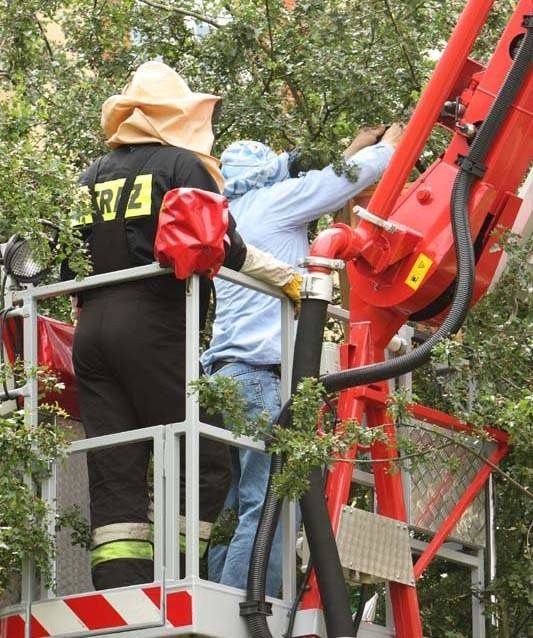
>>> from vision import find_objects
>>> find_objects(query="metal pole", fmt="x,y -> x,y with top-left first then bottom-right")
280,296 -> 297,602
184,275 -> 201,579
367,396 -> 423,638
471,550 -> 486,638
21,291 -> 39,638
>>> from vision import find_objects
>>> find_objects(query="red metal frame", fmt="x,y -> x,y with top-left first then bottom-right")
367,0 -> 496,221
298,347 -> 510,638
297,0 -> 530,635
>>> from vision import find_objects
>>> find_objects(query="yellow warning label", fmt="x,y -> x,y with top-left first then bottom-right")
405,253 -> 433,290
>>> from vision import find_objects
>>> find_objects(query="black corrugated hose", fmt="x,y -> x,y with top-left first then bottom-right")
244,22 -> 532,638
243,407 -> 287,637
244,298 -> 357,638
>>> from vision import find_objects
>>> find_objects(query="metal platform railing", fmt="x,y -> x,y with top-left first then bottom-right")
0,263 -> 299,638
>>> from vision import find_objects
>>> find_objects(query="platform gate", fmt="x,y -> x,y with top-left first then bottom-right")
0,263 -> 499,638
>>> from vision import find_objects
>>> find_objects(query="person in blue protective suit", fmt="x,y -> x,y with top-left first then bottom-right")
201,123 -> 403,596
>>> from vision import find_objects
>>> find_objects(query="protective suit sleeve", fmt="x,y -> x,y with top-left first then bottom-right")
240,244 -> 295,285
240,244 -> 302,309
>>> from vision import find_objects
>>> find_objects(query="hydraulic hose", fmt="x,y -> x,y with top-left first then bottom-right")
243,407 -> 286,637
322,22 -> 533,395
292,299 -> 356,638
245,299 -> 355,638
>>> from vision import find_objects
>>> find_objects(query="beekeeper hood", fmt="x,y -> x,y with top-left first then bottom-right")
101,61 -> 224,192
221,140 -> 290,200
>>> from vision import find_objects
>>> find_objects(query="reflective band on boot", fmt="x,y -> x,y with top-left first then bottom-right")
91,540 -> 154,568
92,522 -> 152,546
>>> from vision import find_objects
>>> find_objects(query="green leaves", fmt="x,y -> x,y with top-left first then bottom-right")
0,93 -> 91,279
0,363 -> 91,595
0,476 -> 53,593
413,234 -> 532,636
189,374 -> 271,439
0,408 -> 66,594
192,375 -> 359,500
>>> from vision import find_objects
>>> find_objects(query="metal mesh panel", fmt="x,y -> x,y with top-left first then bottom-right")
0,575 -> 21,608
56,421 -> 93,596
402,419 -> 493,547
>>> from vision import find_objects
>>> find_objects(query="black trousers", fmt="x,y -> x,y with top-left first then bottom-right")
73,283 -> 230,589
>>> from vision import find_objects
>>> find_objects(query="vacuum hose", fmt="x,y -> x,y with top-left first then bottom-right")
244,299 -> 355,638
244,23 -> 532,638
292,299 -> 356,638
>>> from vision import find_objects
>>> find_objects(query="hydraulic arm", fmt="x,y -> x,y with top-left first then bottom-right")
246,2 -> 532,637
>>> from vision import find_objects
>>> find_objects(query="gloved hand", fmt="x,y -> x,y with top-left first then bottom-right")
240,244 -> 301,312
281,272 -> 302,314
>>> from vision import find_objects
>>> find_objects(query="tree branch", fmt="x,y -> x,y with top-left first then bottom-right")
332,441 -> 452,465
265,0 -> 275,56
382,0 -> 418,88
137,0 -> 222,28
333,418 -> 532,500
35,16 -> 55,60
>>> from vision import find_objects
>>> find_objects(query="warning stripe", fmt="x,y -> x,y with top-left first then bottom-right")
0,616 -> 25,638
0,586 -> 192,637
103,589 -> 161,625
32,600 -> 87,635
143,587 -> 193,628
0,614 -> 50,638
64,595 -> 126,630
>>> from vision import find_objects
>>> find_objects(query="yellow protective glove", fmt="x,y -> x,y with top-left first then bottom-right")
281,272 -> 303,315
239,245 -> 302,313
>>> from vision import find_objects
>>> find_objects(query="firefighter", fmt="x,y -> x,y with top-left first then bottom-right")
64,61 -> 301,590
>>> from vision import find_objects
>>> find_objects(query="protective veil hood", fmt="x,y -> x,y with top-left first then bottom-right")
101,61 -> 224,191
221,140 -> 289,199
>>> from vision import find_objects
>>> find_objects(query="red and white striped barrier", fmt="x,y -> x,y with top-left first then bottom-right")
0,586 -> 192,637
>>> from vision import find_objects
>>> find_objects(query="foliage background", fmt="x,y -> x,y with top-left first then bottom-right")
0,1 -> 530,636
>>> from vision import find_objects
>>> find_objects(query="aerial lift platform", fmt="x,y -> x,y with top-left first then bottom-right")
0,267 -> 507,638
1,0 -> 531,635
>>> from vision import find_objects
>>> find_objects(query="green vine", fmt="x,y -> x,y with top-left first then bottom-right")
0,409 -> 66,593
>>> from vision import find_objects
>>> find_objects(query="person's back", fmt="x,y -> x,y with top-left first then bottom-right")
202,127 -> 402,596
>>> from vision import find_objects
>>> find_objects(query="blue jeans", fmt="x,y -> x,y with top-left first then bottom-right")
207,362 -> 283,597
